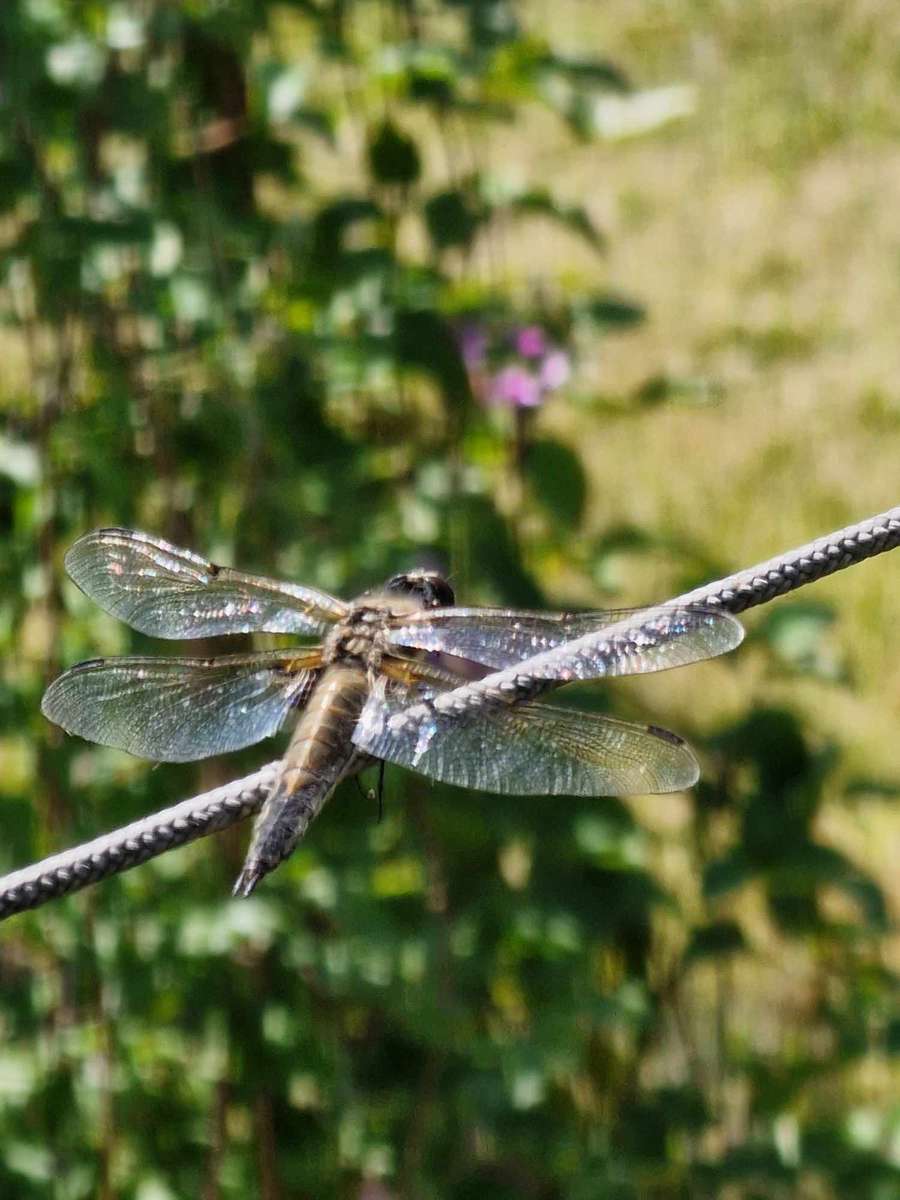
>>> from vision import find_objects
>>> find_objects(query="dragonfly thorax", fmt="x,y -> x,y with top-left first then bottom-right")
322,605 -> 392,668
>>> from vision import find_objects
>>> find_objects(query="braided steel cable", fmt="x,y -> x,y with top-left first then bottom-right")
387,505 -> 900,725
2,503 -> 899,920
672,504 -> 900,612
0,764 -> 280,919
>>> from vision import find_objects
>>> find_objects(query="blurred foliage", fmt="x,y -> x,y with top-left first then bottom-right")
0,2 -> 898,1198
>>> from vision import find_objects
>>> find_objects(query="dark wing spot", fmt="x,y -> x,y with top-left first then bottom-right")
647,724 -> 685,747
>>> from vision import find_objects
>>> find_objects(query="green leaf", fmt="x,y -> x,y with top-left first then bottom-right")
505,187 -> 604,249
685,920 -> 747,963
458,493 -> 544,606
367,119 -> 421,186
703,850 -> 754,899
582,293 -> 646,329
844,777 -> 900,799
292,106 -> 336,144
539,53 -> 630,91
307,197 -> 384,275
424,188 -> 484,251
755,602 -> 843,680
634,374 -> 724,407
523,438 -> 587,528
394,308 -> 473,413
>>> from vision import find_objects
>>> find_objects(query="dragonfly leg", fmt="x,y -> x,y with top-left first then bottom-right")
352,762 -> 386,821
376,759 -> 385,823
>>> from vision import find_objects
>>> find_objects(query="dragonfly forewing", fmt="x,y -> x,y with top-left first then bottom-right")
388,605 -> 742,679
388,607 -> 646,667
65,528 -> 348,639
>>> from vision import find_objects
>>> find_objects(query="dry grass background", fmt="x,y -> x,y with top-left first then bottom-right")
492,1 -> 900,770
497,0 -> 900,1078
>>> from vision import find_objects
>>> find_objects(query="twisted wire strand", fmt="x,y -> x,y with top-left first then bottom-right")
400,504 -> 900,721
0,764 -> 280,919
2,503 -> 899,921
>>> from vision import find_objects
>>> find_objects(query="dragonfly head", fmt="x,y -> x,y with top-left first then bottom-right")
383,570 -> 455,610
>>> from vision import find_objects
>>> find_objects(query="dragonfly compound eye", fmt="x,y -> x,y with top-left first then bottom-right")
384,571 -> 455,609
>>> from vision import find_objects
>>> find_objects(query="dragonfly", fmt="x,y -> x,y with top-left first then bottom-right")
41,528 -> 744,895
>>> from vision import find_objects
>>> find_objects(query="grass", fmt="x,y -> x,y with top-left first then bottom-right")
501,0 -> 900,776
506,0 -> 900,1083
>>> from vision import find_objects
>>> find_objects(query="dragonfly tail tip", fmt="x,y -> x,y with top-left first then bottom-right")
232,867 -> 262,898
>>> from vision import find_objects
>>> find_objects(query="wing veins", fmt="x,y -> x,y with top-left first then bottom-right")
354,659 -> 700,796
387,604 -> 743,677
65,528 -> 348,638
41,648 -> 322,762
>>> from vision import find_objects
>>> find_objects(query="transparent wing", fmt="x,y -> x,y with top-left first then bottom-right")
354,677 -> 698,796
41,648 -> 322,762
387,607 -> 642,668
65,528 -> 348,638
387,605 -> 742,677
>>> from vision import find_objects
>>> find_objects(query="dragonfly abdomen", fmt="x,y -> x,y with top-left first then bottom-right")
288,664 -> 369,778
232,665 -> 368,896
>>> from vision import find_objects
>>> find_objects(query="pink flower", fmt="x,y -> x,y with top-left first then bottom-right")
515,324 -> 547,358
456,317 -> 574,409
538,350 -> 571,391
488,364 -> 542,408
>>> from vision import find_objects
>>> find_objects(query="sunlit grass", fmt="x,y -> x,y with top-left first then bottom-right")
497,1 -> 900,781
511,3 -> 900,1099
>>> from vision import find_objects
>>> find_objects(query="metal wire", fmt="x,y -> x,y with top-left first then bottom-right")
3,503 -> 899,921
0,764 -> 280,919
